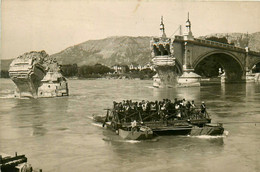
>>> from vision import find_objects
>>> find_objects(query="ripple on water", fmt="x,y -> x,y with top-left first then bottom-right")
0,79 -> 260,172
0,94 -> 15,99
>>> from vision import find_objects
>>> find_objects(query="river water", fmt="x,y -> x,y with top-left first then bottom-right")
0,78 -> 259,172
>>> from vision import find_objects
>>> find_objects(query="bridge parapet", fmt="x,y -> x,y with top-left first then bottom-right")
248,50 -> 260,56
174,35 -> 249,53
174,35 -> 184,40
194,38 -> 245,51
194,38 -> 260,56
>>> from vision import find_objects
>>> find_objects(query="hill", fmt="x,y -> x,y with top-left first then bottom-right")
50,36 -> 152,66
51,32 -> 260,67
1,32 -> 260,70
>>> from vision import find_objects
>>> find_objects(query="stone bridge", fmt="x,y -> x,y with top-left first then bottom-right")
172,36 -> 260,81
151,16 -> 260,87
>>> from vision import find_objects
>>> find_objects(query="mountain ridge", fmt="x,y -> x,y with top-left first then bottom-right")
1,32 -> 260,71
50,36 -> 152,67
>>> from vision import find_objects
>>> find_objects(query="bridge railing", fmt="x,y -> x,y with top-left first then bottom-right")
193,38 -> 245,51
171,35 -> 260,56
249,50 -> 260,56
174,35 -> 184,40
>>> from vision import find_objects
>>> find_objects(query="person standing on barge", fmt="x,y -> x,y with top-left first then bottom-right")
201,101 -> 206,118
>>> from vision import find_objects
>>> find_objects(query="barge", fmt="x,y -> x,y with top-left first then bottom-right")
93,99 -> 224,139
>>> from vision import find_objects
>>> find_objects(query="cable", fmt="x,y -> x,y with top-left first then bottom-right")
169,26 -> 181,38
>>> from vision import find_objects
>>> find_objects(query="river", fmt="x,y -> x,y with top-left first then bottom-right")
0,78 -> 259,172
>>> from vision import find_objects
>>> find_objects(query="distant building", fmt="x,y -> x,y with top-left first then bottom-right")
112,63 -> 155,73
142,62 -> 155,71
128,62 -> 155,71
111,65 -> 127,74
129,63 -> 139,70
137,64 -> 143,71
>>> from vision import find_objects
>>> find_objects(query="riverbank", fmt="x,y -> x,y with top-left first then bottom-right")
70,74 -> 153,80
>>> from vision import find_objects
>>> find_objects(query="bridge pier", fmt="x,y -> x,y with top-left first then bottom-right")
177,70 -> 201,87
153,66 -> 178,88
177,33 -> 201,87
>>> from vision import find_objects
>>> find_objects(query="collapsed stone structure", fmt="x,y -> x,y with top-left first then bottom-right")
9,50 -> 69,98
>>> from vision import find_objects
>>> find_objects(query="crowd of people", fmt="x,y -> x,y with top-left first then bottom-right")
111,98 -> 208,122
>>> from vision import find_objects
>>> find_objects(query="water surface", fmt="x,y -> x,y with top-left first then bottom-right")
0,79 -> 259,172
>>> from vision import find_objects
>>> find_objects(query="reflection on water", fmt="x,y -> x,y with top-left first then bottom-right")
8,97 -> 69,137
152,86 -> 201,101
0,79 -> 259,172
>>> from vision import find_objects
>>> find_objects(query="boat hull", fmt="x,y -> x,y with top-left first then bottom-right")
152,125 -> 224,136
98,116 -> 223,136
189,125 -> 224,136
118,128 -> 154,140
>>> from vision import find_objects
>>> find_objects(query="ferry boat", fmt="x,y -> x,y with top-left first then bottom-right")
93,100 -> 224,139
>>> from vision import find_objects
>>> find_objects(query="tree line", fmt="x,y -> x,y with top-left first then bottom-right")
0,63 -> 156,79
0,70 -> 9,78
61,63 -> 114,78
61,63 -> 156,79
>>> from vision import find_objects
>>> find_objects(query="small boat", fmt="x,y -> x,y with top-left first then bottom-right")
0,152 -> 42,172
189,124 -> 224,136
118,126 -> 154,140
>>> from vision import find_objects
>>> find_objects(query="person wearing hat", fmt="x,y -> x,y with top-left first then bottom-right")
201,101 -> 206,117
191,100 -> 196,108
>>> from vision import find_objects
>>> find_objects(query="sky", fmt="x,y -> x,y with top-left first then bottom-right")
1,0 -> 260,59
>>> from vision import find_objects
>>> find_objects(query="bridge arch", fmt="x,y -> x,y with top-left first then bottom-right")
249,59 -> 260,71
193,50 -> 245,81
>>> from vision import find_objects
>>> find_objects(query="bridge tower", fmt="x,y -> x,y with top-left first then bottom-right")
183,12 -> 193,41
150,16 -> 179,88
159,16 -> 167,38
177,13 -> 201,87
151,14 -> 201,87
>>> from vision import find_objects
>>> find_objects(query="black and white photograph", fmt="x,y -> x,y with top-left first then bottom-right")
0,0 -> 260,171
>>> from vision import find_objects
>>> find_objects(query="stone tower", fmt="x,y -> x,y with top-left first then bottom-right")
150,17 -> 179,88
